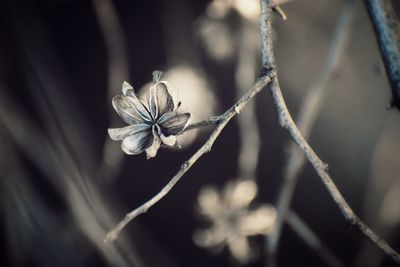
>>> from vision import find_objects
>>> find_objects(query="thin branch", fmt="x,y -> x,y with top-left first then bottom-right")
233,12 -> 341,265
261,0 -> 400,263
365,0 -> 400,110
183,115 -> 223,132
287,211 -> 345,267
104,71 -> 276,243
268,0 -> 355,258
261,0 -> 276,73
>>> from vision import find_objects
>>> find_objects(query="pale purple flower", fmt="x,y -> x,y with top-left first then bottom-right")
108,75 -> 191,159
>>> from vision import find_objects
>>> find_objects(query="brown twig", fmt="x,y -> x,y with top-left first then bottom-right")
104,72 -> 276,243
268,0 -> 355,259
261,0 -> 400,263
233,12 -> 341,265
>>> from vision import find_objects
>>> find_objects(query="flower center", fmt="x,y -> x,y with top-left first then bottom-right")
221,209 -> 242,232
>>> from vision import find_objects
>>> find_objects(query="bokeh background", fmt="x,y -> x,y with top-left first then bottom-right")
1,0 -> 400,266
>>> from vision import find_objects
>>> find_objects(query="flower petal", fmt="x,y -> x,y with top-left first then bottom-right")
227,235 -> 255,264
121,130 -> 152,155
145,125 -> 161,159
122,81 -> 133,95
239,204 -> 277,236
113,93 -> 151,124
160,133 -> 176,147
193,227 -> 226,250
112,95 -> 141,124
157,111 -> 177,124
224,180 -> 257,209
149,85 -> 158,120
159,112 -> 191,135
197,185 -> 222,220
155,82 -> 175,115
108,124 -> 151,141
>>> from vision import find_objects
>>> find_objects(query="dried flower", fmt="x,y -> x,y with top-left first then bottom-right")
108,72 -> 191,159
193,179 -> 276,264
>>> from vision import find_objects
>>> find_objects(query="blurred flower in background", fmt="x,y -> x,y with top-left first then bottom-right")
193,179 -> 277,264
205,0 -> 260,21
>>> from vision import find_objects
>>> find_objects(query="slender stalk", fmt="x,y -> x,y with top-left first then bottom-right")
234,13 -> 342,265
104,72 -> 276,243
268,0 -> 355,258
261,0 -> 400,263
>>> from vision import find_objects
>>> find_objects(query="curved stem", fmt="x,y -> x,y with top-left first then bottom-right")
261,0 -> 400,263
268,0 -> 355,258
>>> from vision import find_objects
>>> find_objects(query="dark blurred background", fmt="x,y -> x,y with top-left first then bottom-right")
1,0 -> 400,266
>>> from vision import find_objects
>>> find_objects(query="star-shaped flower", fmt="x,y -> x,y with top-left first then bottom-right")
193,179 -> 276,264
108,73 -> 191,159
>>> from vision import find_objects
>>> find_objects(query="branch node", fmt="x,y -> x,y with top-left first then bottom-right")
323,163 -> 329,171
261,64 -> 276,77
210,116 -> 221,124
272,4 -> 287,20
347,216 -> 359,227
181,161 -> 190,170
234,105 -> 240,114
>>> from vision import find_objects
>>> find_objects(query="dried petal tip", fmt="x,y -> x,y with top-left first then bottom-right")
122,81 -> 133,95
152,70 -> 163,83
160,134 -> 177,147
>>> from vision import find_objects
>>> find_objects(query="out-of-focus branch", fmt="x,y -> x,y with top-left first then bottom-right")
0,85 -> 142,267
261,0 -> 400,264
92,0 -> 129,181
235,19 -> 260,179
268,0 -> 355,259
365,0 -> 400,110
92,0 -> 128,96
287,211 -> 345,267
104,71 -> 276,243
